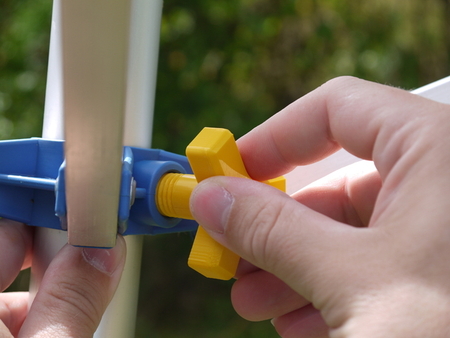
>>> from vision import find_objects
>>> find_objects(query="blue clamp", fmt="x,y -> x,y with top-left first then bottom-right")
0,138 -> 198,237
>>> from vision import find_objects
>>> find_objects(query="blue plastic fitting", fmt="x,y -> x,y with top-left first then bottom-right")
0,138 -> 198,237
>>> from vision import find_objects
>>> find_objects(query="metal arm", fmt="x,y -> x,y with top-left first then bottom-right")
31,0 -> 164,337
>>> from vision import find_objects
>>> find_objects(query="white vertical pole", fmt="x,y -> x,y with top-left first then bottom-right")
41,0 -> 63,141
30,0 -> 67,300
122,0 -> 162,149
32,0 -> 163,337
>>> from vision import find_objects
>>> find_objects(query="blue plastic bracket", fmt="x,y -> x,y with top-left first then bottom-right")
0,138 -> 198,239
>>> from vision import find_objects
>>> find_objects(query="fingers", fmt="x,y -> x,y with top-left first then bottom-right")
231,162 -> 380,326
19,236 -> 126,338
237,76 -> 444,181
190,176 -> 354,303
235,259 -> 259,278
272,304 -> 328,338
232,269 -> 308,321
233,272 -> 329,338
0,220 -> 33,291
190,77 -> 450,337
0,292 -> 28,337
293,161 -> 381,227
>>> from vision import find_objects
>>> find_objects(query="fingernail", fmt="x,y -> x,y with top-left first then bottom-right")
82,236 -> 126,276
190,180 -> 234,234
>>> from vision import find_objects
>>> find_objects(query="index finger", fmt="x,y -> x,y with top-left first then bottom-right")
237,76 -> 442,181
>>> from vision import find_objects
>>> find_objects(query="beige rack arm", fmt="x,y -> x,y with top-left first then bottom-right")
31,0 -> 163,337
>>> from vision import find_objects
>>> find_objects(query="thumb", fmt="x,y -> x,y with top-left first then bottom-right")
190,177 -> 348,299
20,236 -> 126,338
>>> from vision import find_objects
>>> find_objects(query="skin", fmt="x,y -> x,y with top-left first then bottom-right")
190,77 -> 450,337
0,220 -> 126,338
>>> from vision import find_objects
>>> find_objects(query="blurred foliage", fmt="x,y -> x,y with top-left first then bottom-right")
1,0 -> 449,337
153,0 -> 450,154
0,0 -> 51,139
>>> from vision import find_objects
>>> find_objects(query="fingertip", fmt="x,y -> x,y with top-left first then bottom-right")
272,305 -> 328,338
20,236 -> 127,337
0,292 -> 29,337
190,178 -> 234,235
237,127 -> 297,180
82,234 -> 126,277
234,259 -> 259,279
0,220 -> 33,291
232,269 -> 308,322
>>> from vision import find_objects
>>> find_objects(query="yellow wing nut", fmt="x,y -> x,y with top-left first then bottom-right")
186,128 -> 286,280
155,127 -> 285,280
186,128 -> 249,280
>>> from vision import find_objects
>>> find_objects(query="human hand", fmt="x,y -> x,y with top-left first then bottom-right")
0,220 -> 126,337
190,77 -> 450,337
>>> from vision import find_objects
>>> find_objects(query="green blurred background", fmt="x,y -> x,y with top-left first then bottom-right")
1,0 -> 449,337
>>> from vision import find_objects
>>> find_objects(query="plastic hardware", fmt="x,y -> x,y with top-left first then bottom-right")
0,138 -> 198,244
155,128 -> 286,280
156,174 -> 197,220
0,128 -> 284,277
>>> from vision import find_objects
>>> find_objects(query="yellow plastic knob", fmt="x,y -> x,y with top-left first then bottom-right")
186,128 -> 249,280
155,127 -> 285,280
187,128 -> 285,280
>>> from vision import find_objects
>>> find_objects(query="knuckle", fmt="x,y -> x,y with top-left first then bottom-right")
323,75 -> 358,90
321,76 -> 362,108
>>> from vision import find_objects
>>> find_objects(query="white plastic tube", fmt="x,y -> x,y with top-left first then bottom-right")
30,0 -> 67,302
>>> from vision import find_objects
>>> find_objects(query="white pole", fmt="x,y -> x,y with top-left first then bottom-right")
31,0 -> 163,337
30,0 -> 67,301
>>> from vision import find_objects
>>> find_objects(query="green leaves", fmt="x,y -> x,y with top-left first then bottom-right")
153,0 -> 449,155
0,0 -> 51,139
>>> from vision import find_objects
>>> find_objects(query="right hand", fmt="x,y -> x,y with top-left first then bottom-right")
190,77 -> 450,337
